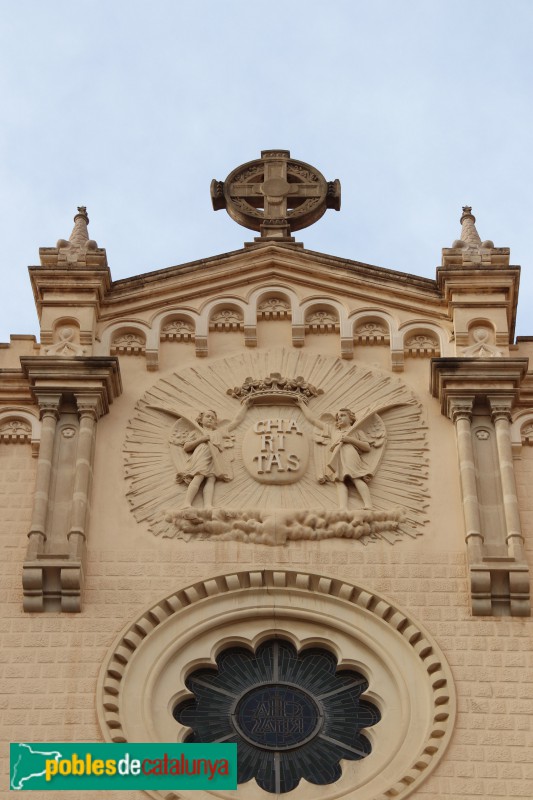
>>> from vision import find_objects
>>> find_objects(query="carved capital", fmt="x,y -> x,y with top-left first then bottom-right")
488,396 -> 514,423
448,396 -> 474,424
75,393 -> 101,421
195,336 -> 208,358
36,394 -> 61,420
22,558 -> 83,613
291,323 -> 305,348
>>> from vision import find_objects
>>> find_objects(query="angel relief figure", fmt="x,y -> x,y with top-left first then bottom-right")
167,403 -> 249,508
296,398 -> 385,510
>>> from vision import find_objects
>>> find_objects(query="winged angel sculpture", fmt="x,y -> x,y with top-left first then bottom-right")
155,402 -> 249,508
296,398 -> 385,509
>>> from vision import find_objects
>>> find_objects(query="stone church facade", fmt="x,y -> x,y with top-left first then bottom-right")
1,150 -> 532,798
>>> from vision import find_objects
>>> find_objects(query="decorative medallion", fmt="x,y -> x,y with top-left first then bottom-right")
211,150 -> 341,241
124,350 -> 429,545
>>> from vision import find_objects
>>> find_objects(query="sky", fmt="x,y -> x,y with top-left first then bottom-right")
0,0 -> 532,341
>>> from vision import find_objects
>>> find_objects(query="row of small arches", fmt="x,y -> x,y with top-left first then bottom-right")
92,287 -> 453,367
43,287 -> 503,368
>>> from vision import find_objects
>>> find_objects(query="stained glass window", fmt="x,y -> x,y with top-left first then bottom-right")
173,639 -> 380,794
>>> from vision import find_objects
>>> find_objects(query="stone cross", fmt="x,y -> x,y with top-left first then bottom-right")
212,150 -> 340,241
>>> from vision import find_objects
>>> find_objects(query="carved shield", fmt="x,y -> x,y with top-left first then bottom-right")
242,415 -> 309,485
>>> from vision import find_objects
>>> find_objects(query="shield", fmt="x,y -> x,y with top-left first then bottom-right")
242,414 -> 309,485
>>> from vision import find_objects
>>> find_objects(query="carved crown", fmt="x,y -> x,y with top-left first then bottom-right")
227,372 -> 323,405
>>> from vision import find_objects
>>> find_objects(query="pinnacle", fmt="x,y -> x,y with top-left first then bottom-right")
69,206 -> 90,247
443,205 -> 505,268
459,206 -> 482,248
50,205 -> 101,265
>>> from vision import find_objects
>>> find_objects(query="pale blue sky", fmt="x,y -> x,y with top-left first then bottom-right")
0,0 -> 532,339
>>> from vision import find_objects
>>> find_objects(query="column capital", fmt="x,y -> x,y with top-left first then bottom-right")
447,396 -> 475,424
488,395 -> 514,423
35,393 -> 62,420
75,392 -> 102,421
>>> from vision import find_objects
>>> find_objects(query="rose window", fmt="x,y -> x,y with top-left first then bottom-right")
173,639 -> 380,794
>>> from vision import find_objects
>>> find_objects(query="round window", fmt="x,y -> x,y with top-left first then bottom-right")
174,639 -> 380,793
97,571 -> 456,800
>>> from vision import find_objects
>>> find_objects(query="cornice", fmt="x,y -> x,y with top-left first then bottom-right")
430,357 -> 529,417
0,369 -> 33,406
98,245 -> 444,323
111,245 -> 439,295
28,264 -> 112,318
20,356 -> 122,417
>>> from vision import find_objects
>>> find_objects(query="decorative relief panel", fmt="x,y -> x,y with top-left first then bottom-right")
0,418 -> 32,444
353,321 -> 389,345
258,298 -> 291,320
124,350 -> 428,545
404,333 -> 440,357
209,309 -> 244,331
461,326 -> 502,357
305,311 -> 339,334
111,332 -> 146,355
160,319 -> 195,342
521,423 -> 533,445
43,326 -> 86,356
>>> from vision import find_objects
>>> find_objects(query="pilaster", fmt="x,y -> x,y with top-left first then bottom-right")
20,357 -> 122,612
431,357 -> 530,616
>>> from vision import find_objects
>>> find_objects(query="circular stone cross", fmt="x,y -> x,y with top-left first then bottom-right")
211,149 -> 341,240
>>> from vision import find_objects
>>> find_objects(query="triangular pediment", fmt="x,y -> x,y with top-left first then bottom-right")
105,243 -> 441,319
87,242 -> 450,371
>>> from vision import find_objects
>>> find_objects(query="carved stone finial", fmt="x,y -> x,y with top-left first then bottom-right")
211,150 -> 341,242
442,204 -> 507,268
458,205 -> 482,248
55,206 -> 98,254
69,206 -> 90,247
